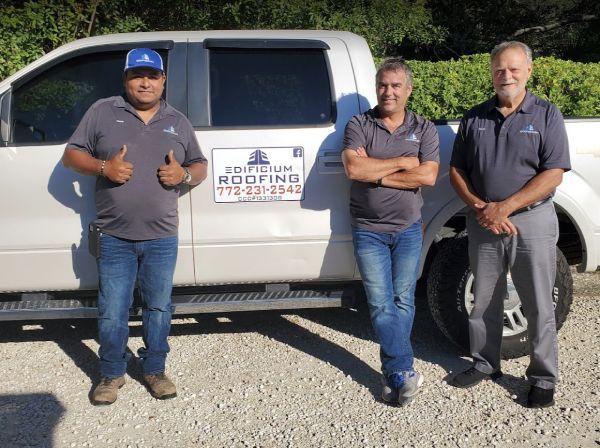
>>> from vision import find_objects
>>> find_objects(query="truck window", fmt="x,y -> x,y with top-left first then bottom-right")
209,49 -> 332,127
10,52 -> 126,145
9,50 -> 167,145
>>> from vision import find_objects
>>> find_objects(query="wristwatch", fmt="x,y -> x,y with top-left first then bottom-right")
181,167 -> 192,185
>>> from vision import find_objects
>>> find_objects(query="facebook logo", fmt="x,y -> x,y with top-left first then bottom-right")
293,147 -> 303,158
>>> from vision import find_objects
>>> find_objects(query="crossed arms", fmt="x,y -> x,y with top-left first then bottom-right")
342,146 -> 438,189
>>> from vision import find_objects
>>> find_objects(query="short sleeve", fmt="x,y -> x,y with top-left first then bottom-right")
450,116 -> 469,171
66,102 -> 100,156
540,105 -> 571,172
342,116 -> 367,150
180,117 -> 207,165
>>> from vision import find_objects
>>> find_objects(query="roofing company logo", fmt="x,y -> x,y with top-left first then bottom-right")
163,125 -> 178,135
248,149 -> 270,165
215,146 -> 305,202
520,124 -> 539,134
405,133 -> 420,142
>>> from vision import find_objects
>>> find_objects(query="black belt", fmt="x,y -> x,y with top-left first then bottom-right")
510,197 -> 551,216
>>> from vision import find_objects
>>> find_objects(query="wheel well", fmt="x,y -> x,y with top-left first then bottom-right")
556,211 -> 583,265
427,209 -> 583,267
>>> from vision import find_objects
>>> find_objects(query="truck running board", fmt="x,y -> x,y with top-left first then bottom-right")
0,288 -> 354,321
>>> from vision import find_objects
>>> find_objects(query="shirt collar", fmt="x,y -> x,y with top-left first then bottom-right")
518,90 -> 535,114
486,89 -> 534,115
116,95 -> 175,120
368,106 -> 415,132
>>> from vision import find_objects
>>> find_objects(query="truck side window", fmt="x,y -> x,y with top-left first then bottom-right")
9,50 -> 165,145
209,49 -> 332,127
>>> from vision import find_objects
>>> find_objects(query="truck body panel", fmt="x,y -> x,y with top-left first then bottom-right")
0,31 -> 597,326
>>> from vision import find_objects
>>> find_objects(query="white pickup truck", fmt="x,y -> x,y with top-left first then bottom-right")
1,30 -> 598,358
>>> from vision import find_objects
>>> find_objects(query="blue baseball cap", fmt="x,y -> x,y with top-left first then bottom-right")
124,48 -> 164,73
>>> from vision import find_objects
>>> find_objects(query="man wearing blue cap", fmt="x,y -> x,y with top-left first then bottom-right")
62,48 -> 207,405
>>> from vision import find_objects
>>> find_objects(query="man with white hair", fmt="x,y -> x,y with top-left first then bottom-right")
449,41 -> 571,408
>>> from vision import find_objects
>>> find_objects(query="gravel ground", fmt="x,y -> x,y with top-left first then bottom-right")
0,269 -> 598,448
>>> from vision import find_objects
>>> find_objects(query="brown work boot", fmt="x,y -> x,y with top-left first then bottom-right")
143,373 -> 177,400
91,376 -> 126,405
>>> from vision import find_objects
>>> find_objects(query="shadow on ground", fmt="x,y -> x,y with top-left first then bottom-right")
0,393 -> 64,447
0,286 -> 469,403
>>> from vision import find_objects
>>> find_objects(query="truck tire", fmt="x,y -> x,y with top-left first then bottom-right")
426,234 -> 573,359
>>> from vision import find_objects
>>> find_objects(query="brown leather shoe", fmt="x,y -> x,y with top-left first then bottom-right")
92,376 -> 126,405
143,374 -> 177,400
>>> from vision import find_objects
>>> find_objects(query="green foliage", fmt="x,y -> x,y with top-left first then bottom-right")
409,54 -> 493,120
0,0 -> 446,80
0,0 -> 145,80
316,0 -> 446,57
14,79 -> 94,119
407,55 -> 600,119
427,0 -> 600,62
531,57 -> 600,116
1,0 -> 598,118
132,0 -> 445,58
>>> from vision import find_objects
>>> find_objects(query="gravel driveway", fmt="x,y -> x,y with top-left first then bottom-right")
1,269 -> 598,447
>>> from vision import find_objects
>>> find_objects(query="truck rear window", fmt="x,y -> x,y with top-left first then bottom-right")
209,49 -> 332,127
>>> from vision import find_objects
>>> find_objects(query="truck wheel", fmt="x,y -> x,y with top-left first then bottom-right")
426,235 -> 573,359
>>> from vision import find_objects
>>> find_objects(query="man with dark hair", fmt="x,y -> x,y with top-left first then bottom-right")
342,57 -> 439,405
449,41 -> 571,408
63,48 -> 207,405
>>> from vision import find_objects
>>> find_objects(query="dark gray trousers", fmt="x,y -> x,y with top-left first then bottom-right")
466,201 -> 559,389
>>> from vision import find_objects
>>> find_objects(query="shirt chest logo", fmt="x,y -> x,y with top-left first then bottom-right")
519,124 -> 539,134
404,133 -> 420,142
163,125 -> 179,136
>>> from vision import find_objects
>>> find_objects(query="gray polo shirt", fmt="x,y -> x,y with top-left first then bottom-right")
451,91 -> 571,202
343,107 -> 440,232
67,95 -> 207,240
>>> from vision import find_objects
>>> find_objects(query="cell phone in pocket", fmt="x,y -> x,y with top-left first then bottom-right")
88,223 -> 102,258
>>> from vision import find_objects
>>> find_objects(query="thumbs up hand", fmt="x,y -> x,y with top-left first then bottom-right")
158,149 -> 185,186
104,145 -> 134,183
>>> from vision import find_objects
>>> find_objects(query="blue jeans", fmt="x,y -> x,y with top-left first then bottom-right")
97,233 -> 178,378
352,220 -> 422,376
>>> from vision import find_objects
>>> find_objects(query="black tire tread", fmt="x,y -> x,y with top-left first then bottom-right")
427,235 -> 574,359
427,236 -> 471,352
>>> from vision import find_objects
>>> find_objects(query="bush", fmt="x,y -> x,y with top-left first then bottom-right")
407,55 -> 600,119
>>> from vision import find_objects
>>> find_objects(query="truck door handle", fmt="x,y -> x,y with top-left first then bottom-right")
318,151 -> 344,174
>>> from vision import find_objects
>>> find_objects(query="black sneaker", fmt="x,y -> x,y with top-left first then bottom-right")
450,366 -> 503,388
527,386 -> 555,408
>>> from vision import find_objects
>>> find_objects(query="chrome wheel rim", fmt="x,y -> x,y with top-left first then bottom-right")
464,271 -> 528,338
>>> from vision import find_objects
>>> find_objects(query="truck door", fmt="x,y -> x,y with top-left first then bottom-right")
0,42 -> 196,292
186,36 -> 363,283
